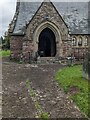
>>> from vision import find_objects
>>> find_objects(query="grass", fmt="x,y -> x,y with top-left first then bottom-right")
0,50 -> 10,57
55,65 -> 89,117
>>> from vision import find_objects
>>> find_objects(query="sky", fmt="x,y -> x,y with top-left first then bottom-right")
0,0 -> 89,37
0,0 -> 17,37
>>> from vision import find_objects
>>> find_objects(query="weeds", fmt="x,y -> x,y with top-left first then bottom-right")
26,79 -> 49,119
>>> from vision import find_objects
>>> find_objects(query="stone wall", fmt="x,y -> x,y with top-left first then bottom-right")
25,2 -> 70,59
10,2 -> 90,63
22,39 -> 34,62
73,48 -> 88,59
10,36 -> 23,60
10,33 -> 89,62
70,35 -> 89,60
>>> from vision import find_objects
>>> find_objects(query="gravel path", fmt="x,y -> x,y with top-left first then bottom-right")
2,59 -> 87,119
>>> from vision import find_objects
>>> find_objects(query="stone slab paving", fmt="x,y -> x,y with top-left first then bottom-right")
2,59 -> 88,119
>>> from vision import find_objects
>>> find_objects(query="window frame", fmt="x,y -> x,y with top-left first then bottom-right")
72,37 -> 77,46
78,37 -> 83,46
84,36 -> 88,46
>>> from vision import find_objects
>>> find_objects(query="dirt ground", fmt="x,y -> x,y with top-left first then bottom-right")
2,57 -> 87,119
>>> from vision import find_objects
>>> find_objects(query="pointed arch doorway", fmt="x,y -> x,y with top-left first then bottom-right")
38,28 -> 56,57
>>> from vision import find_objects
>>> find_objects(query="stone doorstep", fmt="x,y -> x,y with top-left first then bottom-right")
38,57 -> 56,61
37,57 -> 62,64
38,57 -> 55,60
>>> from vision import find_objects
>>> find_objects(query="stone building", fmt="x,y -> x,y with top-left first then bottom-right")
9,0 -> 90,62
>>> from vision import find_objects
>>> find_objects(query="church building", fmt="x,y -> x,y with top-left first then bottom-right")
8,0 -> 90,62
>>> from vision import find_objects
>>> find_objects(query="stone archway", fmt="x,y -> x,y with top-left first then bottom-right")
38,28 -> 56,57
33,21 -> 62,57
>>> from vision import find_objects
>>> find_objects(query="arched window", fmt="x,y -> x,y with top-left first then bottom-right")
72,37 -> 77,46
84,36 -> 88,46
78,37 -> 82,46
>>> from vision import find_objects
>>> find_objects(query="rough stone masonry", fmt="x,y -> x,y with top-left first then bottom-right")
9,1 -> 90,62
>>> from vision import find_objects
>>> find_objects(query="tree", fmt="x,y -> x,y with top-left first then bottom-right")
0,36 -> 3,45
2,32 -> 10,50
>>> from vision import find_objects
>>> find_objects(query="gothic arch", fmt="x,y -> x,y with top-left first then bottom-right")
72,36 -> 77,46
84,36 -> 88,46
78,36 -> 83,46
33,21 -> 62,56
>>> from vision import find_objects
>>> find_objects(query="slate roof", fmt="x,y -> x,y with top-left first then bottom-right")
12,1 -> 89,35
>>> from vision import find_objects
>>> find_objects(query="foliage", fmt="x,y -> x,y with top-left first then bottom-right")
0,36 -> 3,44
1,32 -> 10,50
39,112 -> 49,120
26,80 -> 49,119
0,50 -> 10,57
55,65 -> 89,117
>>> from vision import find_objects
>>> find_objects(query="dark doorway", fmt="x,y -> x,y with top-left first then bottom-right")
38,28 -> 56,57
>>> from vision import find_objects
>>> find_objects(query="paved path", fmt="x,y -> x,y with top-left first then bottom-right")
2,60 -> 87,118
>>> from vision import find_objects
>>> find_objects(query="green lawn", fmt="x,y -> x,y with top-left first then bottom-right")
55,65 -> 89,117
0,50 -> 10,57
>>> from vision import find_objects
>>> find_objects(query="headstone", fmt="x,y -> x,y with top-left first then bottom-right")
83,53 -> 90,80
83,1 -> 90,80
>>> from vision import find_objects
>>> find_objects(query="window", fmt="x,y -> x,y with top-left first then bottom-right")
84,37 -> 88,46
72,37 -> 77,46
78,37 -> 82,46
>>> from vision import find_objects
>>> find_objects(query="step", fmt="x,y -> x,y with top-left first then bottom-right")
37,57 -> 62,64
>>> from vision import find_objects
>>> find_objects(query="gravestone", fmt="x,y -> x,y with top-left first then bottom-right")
83,1 -> 90,80
83,52 -> 90,80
